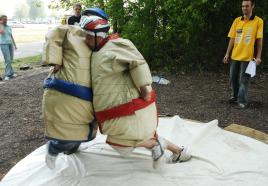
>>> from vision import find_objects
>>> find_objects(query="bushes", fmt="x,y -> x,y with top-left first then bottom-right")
55,0 -> 268,72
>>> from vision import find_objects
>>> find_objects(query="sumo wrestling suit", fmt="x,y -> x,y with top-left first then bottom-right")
42,25 -> 96,142
92,34 -> 158,147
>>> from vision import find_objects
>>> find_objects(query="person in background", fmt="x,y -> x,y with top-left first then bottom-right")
223,0 -> 263,108
68,4 -> 82,25
0,18 -> 4,32
0,15 -> 17,81
0,18 -> 3,81
60,15 -> 68,25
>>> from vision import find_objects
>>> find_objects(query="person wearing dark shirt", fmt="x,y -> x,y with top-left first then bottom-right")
68,4 -> 82,25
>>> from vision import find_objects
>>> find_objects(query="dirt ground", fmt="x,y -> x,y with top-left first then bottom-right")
0,65 -> 267,180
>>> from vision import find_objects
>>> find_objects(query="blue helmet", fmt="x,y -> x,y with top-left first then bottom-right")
82,8 -> 108,20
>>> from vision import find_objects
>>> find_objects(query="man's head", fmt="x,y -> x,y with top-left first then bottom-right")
73,4 -> 82,17
0,15 -> 7,25
84,34 -> 103,51
80,16 -> 110,50
242,0 -> 255,16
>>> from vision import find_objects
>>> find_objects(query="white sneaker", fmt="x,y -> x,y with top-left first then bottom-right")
4,77 -> 10,81
238,103 -> 247,109
152,137 -> 167,169
12,74 -> 18,78
45,143 -> 57,169
166,147 -> 192,163
45,153 -> 57,169
77,144 -> 88,152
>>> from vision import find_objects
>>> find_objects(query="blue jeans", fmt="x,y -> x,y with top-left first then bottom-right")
0,44 -> 14,77
48,140 -> 81,156
229,60 -> 251,104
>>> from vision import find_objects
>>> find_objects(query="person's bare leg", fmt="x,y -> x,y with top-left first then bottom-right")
136,138 -> 182,154
164,139 -> 182,155
137,138 -> 165,169
136,138 -> 158,149
137,137 -> 191,166
164,139 -> 192,163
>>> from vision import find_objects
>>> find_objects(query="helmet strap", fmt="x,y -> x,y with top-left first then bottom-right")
94,32 -> 97,51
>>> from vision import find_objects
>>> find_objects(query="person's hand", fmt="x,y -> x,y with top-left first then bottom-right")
223,54 -> 230,64
140,85 -> 151,101
15,46 -> 18,50
255,58 -> 262,65
53,64 -> 62,73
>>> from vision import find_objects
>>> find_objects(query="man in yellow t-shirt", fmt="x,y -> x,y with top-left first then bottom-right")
223,0 -> 263,108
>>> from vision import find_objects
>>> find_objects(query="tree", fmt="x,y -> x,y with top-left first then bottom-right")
106,0 -> 125,33
14,3 -> 30,21
27,0 -> 46,19
49,0 -> 105,10
49,0 -> 268,71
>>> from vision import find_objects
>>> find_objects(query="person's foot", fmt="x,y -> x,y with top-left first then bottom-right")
166,147 -> 192,163
152,138 -> 166,169
45,153 -> 57,169
77,144 -> 88,152
11,73 -> 18,78
45,143 -> 57,169
238,102 -> 247,109
4,77 -> 10,81
229,97 -> 237,104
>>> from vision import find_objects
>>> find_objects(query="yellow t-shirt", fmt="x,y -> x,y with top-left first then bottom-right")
228,15 -> 263,62
60,15 -> 67,25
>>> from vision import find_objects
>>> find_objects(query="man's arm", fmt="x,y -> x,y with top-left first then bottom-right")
110,39 -> 153,101
255,38 -> 263,65
140,84 -> 152,101
223,38 -> 234,64
0,26 -> 4,34
42,26 -> 68,67
11,34 -> 17,50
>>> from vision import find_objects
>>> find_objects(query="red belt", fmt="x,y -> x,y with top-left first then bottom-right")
95,91 -> 156,123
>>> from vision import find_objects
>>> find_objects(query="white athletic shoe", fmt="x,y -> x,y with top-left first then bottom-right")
166,147 -> 192,163
152,137 -> 167,169
45,153 -> 57,169
77,144 -> 88,152
4,77 -> 10,81
45,143 -> 57,169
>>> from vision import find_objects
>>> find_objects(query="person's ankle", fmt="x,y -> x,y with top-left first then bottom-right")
175,148 -> 182,155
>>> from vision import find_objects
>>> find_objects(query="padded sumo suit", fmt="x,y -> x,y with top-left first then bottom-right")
42,25 -> 96,142
92,34 -> 158,147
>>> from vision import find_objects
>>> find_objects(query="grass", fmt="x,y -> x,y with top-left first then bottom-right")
12,24 -> 55,43
13,28 -> 46,43
0,55 -> 42,72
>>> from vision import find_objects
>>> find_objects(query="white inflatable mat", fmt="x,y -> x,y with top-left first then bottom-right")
1,116 -> 268,186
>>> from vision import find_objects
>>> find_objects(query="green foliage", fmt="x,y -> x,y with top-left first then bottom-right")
14,3 -> 30,20
51,0 -> 268,72
0,55 -> 41,71
49,0 -> 104,10
27,0 -> 46,19
13,0 -> 45,20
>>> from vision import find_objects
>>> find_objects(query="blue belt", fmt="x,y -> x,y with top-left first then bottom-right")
43,77 -> 93,102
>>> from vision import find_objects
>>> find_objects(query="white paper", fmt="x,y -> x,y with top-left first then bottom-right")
152,76 -> 170,85
245,60 -> 256,77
